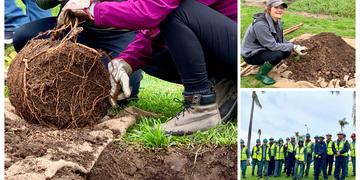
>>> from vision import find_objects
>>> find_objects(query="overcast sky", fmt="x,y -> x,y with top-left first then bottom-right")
240,91 -> 355,147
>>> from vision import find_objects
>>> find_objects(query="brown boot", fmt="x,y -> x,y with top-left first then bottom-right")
162,93 -> 221,135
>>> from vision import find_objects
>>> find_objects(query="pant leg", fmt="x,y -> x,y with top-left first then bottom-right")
299,163 -> 304,180
344,157 -> 348,177
244,50 -> 291,66
160,0 -> 236,94
252,160 -> 256,176
321,158 -> 329,180
329,155 -> 334,175
264,161 -> 269,177
352,157 -> 356,175
284,157 -> 288,172
314,159 -> 320,180
270,157 -> 275,175
305,155 -> 311,176
279,160 -> 283,176
274,160 -> 279,177
334,157 -> 340,179
258,160 -> 263,177
286,156 -> 292,176
241,160 -> 246,177
5,0 -> 29,31
23,0 -> 51,21
293,161 -> 299,179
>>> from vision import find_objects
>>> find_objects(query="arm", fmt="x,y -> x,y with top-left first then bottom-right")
253,22 -> 294,52
94,0 -> 180,30
35,0 -> 63,10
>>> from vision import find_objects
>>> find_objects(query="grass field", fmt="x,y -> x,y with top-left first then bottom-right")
240,2 -> 355,88
241,164 -> 355,180
5,2 -> 237,148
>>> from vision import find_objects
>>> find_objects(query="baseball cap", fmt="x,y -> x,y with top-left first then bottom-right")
267,0 -> 288,8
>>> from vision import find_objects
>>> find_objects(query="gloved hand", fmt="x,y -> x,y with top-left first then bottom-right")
293,44 -> 308,56
57,0 -> 94,26
108,59 -> 133,106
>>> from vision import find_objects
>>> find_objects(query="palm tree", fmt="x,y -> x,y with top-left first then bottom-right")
352,91 -> 356,127
247,91 -> 263,150
295,131 -> 300,141
258,129 -> 262,140
338,118 -> 349,131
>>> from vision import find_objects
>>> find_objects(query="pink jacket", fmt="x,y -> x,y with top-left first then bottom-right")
94,0 -> 237,70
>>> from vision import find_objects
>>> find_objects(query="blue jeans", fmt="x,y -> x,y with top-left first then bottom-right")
5,0 -> 51,31
241,160 -> 247,178
314,158 -> 328,180
274,160 -> 283,177
259,160 -> 269,177
293,160 -> 305,180
351,157 -> 355,175
252,159 -> 259,176
334,156 -> 347,180
304,154 -> 312,176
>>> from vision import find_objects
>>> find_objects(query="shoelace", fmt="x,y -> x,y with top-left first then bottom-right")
173,98 -> 194,119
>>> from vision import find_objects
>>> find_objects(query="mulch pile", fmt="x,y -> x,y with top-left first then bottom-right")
284,32 -> 355,86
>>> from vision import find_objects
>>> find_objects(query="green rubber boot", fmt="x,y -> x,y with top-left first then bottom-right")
256,62 -> 276,85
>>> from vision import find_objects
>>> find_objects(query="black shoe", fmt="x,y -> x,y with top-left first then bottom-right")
5,31 -> 13,45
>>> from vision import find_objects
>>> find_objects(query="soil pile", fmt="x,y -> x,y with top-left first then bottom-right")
7,25 -> 110,128
87,142 -> 237,180
284,32 -> 355,85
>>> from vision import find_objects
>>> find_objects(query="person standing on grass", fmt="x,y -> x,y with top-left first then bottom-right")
283,137 -> 290,173
55,0 -> 237,136
268,137 -> 276,176
286,136 -> 296,177
258,139 -> 271,179
241,0 -> 308,85
333,131 -> 350,180
314,135 -> 328,180
325,133 -> 335,176
304,133 -> 314,178
274,138 -> 285,177
293,137 -> 307,180
241,139 -> 250,178
349,133 -> 356,176
252,139 -> 262,177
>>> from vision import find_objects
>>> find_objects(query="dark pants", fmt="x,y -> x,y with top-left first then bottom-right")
286,153 -> 295,176
269,156 -> 275,175
314,158 -> 328,180
159,0 -> 237,94
284,156 -> 288,172
244,50 -> 291,66
326,155 -> 334,175
13,17 -> 142,101
334,156 -> 347,180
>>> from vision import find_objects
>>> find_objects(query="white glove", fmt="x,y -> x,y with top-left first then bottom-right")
57,0 -> 94,26
108,59 -> 132,106
293,44 -> 308,56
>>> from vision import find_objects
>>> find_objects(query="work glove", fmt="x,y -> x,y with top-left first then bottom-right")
293,44 -> 308,56
57,0 -> 94,26
108,59 -> 133,107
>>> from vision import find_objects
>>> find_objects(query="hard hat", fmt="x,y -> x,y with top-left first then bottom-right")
319,135 -> 325,139
298,137 -> 304,142
286,137 -> 290,140
337,131 -> 345,135
269,137 -> 274,140
326,133 -> 332,137
291,136 -> 295,139
263,139 -> 268,143
315,136 -> 319,139
256,139 -> 261,143
240,139 -> 245,144
306,133 -> 311,137
279,138 -> 283,142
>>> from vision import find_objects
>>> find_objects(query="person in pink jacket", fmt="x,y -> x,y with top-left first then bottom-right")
59,0 -> 237,135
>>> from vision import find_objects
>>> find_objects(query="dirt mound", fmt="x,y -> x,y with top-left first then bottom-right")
284,32 -> 355,86
7,26 -> 110,128
87,142 -> 237,180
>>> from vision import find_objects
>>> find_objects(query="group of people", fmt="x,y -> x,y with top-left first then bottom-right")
5,0 -> 237,135
240,132 -> 356,180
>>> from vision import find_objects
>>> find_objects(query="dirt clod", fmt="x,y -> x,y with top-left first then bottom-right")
7,26 -> 110,128
284,32 -> 355,85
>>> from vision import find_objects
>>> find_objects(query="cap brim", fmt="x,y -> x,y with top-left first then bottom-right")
273,2 -> 288,8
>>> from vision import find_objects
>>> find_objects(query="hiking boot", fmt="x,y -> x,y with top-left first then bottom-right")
256,61 -> 275,85
5,31 -> 14,45
211,78 -> 237,123
162,93 -> 221,135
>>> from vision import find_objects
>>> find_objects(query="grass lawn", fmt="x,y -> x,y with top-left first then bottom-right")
241,164 -> 355,180
240,4 -> 355,88
5,1 -> 237,149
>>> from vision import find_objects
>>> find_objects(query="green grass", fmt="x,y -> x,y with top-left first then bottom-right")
240,5 -> 355,88
288,0 -> 355,18
123,74 -> 237,148
241,163 -> 355,180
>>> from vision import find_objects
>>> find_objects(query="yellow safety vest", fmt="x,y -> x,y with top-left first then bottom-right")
252,146 -> 261,161
270,143 -> 276,156
275,145 -> 284,160
288,142 -> 294,153
334,140 -> 348,156
295,146 -> 305,162
350,142 -> 356,157
326,141 -> 334,155
241,147 -> 248,160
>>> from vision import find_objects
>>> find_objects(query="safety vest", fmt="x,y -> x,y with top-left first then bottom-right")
326,140 -> 334,155
334,140 -> 348,156
287,142 -> 294,153
350,142 -> 356,157
252,146 -> 261,161
295,146 -> 305,162
241,147 -> 248,160
270,143 -> 276,156
275,145 -> 284,160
